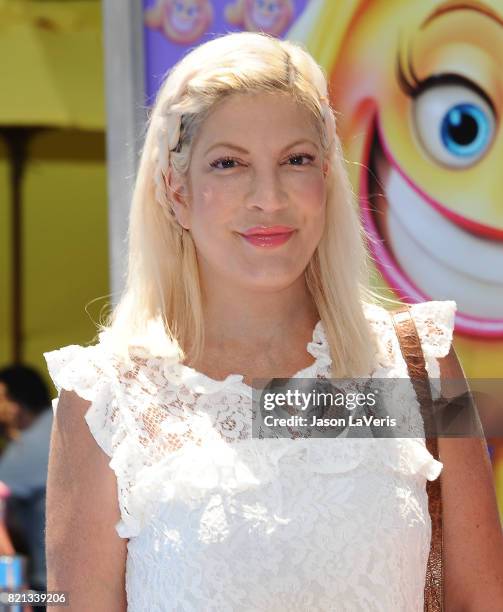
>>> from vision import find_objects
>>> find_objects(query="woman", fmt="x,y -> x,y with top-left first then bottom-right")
43,32 -> 503,611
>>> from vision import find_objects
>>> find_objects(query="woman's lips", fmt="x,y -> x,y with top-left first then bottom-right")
240,231 -> 295,248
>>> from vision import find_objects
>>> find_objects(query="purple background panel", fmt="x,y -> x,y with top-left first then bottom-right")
142,0 -> 310,104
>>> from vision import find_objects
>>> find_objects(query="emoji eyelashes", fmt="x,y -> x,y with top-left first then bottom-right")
224,0 -> 295,37
144,0 -> 213,44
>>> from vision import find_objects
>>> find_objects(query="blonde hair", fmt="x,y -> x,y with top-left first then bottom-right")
101,31 -> 399,377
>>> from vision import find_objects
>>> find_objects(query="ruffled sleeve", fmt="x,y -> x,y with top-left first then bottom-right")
408,300 -> 457,378
43,338 -> 121,459
43,337 -> 142,539
398,300 -> 457,481
409,300 -> 457,358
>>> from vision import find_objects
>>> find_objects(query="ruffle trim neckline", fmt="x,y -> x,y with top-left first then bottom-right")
98,300 -> 457,398
151,320 -> 331,398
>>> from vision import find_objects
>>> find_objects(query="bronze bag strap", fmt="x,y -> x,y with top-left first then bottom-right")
390,305 -> 444,612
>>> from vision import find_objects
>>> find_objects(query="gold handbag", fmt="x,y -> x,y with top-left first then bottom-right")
391,305 -> 444,612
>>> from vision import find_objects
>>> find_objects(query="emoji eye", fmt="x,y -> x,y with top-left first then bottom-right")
413,83 -> 496,168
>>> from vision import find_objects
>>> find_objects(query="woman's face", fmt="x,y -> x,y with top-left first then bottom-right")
172,91 -> 329,292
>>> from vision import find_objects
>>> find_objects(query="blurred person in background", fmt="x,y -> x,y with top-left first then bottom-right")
0,373 -> 22,453
0,365 -> 53,597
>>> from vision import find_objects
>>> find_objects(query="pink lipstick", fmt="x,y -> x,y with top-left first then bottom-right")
240,225 -> 296,248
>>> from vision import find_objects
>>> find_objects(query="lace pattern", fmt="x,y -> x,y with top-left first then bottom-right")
43,299 -> 457,611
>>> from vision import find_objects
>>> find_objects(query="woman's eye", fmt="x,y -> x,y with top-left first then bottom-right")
209,153 -> 315,170
287,153 -> 315,166
210,157 -> 240,170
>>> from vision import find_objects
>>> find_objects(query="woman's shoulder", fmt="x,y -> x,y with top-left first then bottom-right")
406,299 -> 457,358
362,299 -> 457,352
360,299 -> 457,379
43,331 -> 116,403
43,330 -> 173,540
43,326 -> 174,385
43,330 -> 128,458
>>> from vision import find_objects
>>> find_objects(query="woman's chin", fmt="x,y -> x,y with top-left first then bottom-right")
229,269 -> 307,292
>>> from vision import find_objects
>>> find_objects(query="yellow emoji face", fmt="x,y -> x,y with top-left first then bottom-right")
330,0 -> 503,338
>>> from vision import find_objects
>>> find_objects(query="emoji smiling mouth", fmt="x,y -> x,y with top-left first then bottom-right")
172,12 -> 198,33
252,7 -> 279,29
360,114 -> 503,337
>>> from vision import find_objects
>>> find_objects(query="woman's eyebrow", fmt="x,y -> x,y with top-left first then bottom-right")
204,138 -> 319,156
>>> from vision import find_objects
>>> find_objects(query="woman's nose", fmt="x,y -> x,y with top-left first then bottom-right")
245,169 -> 288,212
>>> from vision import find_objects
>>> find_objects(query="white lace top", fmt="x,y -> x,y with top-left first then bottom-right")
44,300 -> 457,612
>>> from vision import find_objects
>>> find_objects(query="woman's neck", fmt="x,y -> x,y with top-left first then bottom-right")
199,278 -> 319,349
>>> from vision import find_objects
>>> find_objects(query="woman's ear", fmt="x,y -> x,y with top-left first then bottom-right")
164,168 -> 191,230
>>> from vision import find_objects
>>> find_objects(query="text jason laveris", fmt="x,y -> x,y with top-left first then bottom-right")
263,414 -> 397,428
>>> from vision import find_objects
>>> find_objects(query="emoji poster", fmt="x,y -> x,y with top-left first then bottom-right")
143,0 -> 309,102
142,0 -> 503,516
